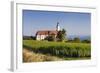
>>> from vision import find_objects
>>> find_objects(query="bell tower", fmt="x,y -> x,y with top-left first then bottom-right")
56,22 -> 60,31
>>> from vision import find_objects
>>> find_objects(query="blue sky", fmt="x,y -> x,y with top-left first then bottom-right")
23,10 -> 91,36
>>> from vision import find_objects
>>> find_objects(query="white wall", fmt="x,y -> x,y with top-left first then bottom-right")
36,35 -> 47,40
36,35 -> 41,40
0,0 -> 100,73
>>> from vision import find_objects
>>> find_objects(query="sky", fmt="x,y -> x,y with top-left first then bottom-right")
23,10 -> 91,37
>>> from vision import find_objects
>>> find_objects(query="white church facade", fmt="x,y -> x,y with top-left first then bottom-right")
36,22 -> 60,40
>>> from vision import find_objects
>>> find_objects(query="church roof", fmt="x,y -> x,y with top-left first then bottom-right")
36,30 -> 58,35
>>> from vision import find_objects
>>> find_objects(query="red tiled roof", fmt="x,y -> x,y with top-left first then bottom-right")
36,30 -> 58,35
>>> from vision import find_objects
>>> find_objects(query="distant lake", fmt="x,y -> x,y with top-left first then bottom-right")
67,35 -> 91,40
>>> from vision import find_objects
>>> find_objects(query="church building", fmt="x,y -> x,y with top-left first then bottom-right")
36,22 -> 60,40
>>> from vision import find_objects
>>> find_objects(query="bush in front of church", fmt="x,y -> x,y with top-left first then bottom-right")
45,36 -> 55,41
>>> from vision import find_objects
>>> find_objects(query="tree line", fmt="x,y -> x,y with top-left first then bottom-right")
23,28 -> 90,43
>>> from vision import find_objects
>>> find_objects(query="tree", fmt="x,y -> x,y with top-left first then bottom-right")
73,37 -> 81,43
57,28 -> 66,41
62,29 -> 66,40
82,39 -> 91,43
30,36 -> 36,40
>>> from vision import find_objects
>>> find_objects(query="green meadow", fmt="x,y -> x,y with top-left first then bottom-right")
23,40 -> 91,62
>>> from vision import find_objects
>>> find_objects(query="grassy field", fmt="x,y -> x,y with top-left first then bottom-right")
23,40 -> 91,62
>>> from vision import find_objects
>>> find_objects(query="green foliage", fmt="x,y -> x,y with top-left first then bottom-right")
23,40 -> 91,58
73,37 -> 81,43
45,36 -> 55,41
30,36 -> 36,40
23,36 -> 36,40
82,40 -> 91,43
57,28 -> 66,41
57,31 -> 63,41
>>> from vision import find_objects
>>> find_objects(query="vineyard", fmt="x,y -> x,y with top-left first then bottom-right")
23,40 -> 91,62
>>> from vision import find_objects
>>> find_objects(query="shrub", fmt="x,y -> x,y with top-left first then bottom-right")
45,36 -> 55,41
73,37 -> 81,43
23,36 -> 36,40
82,40 -> 91,43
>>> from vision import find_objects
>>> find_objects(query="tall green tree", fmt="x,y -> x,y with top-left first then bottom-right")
57,28 -> 66,41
